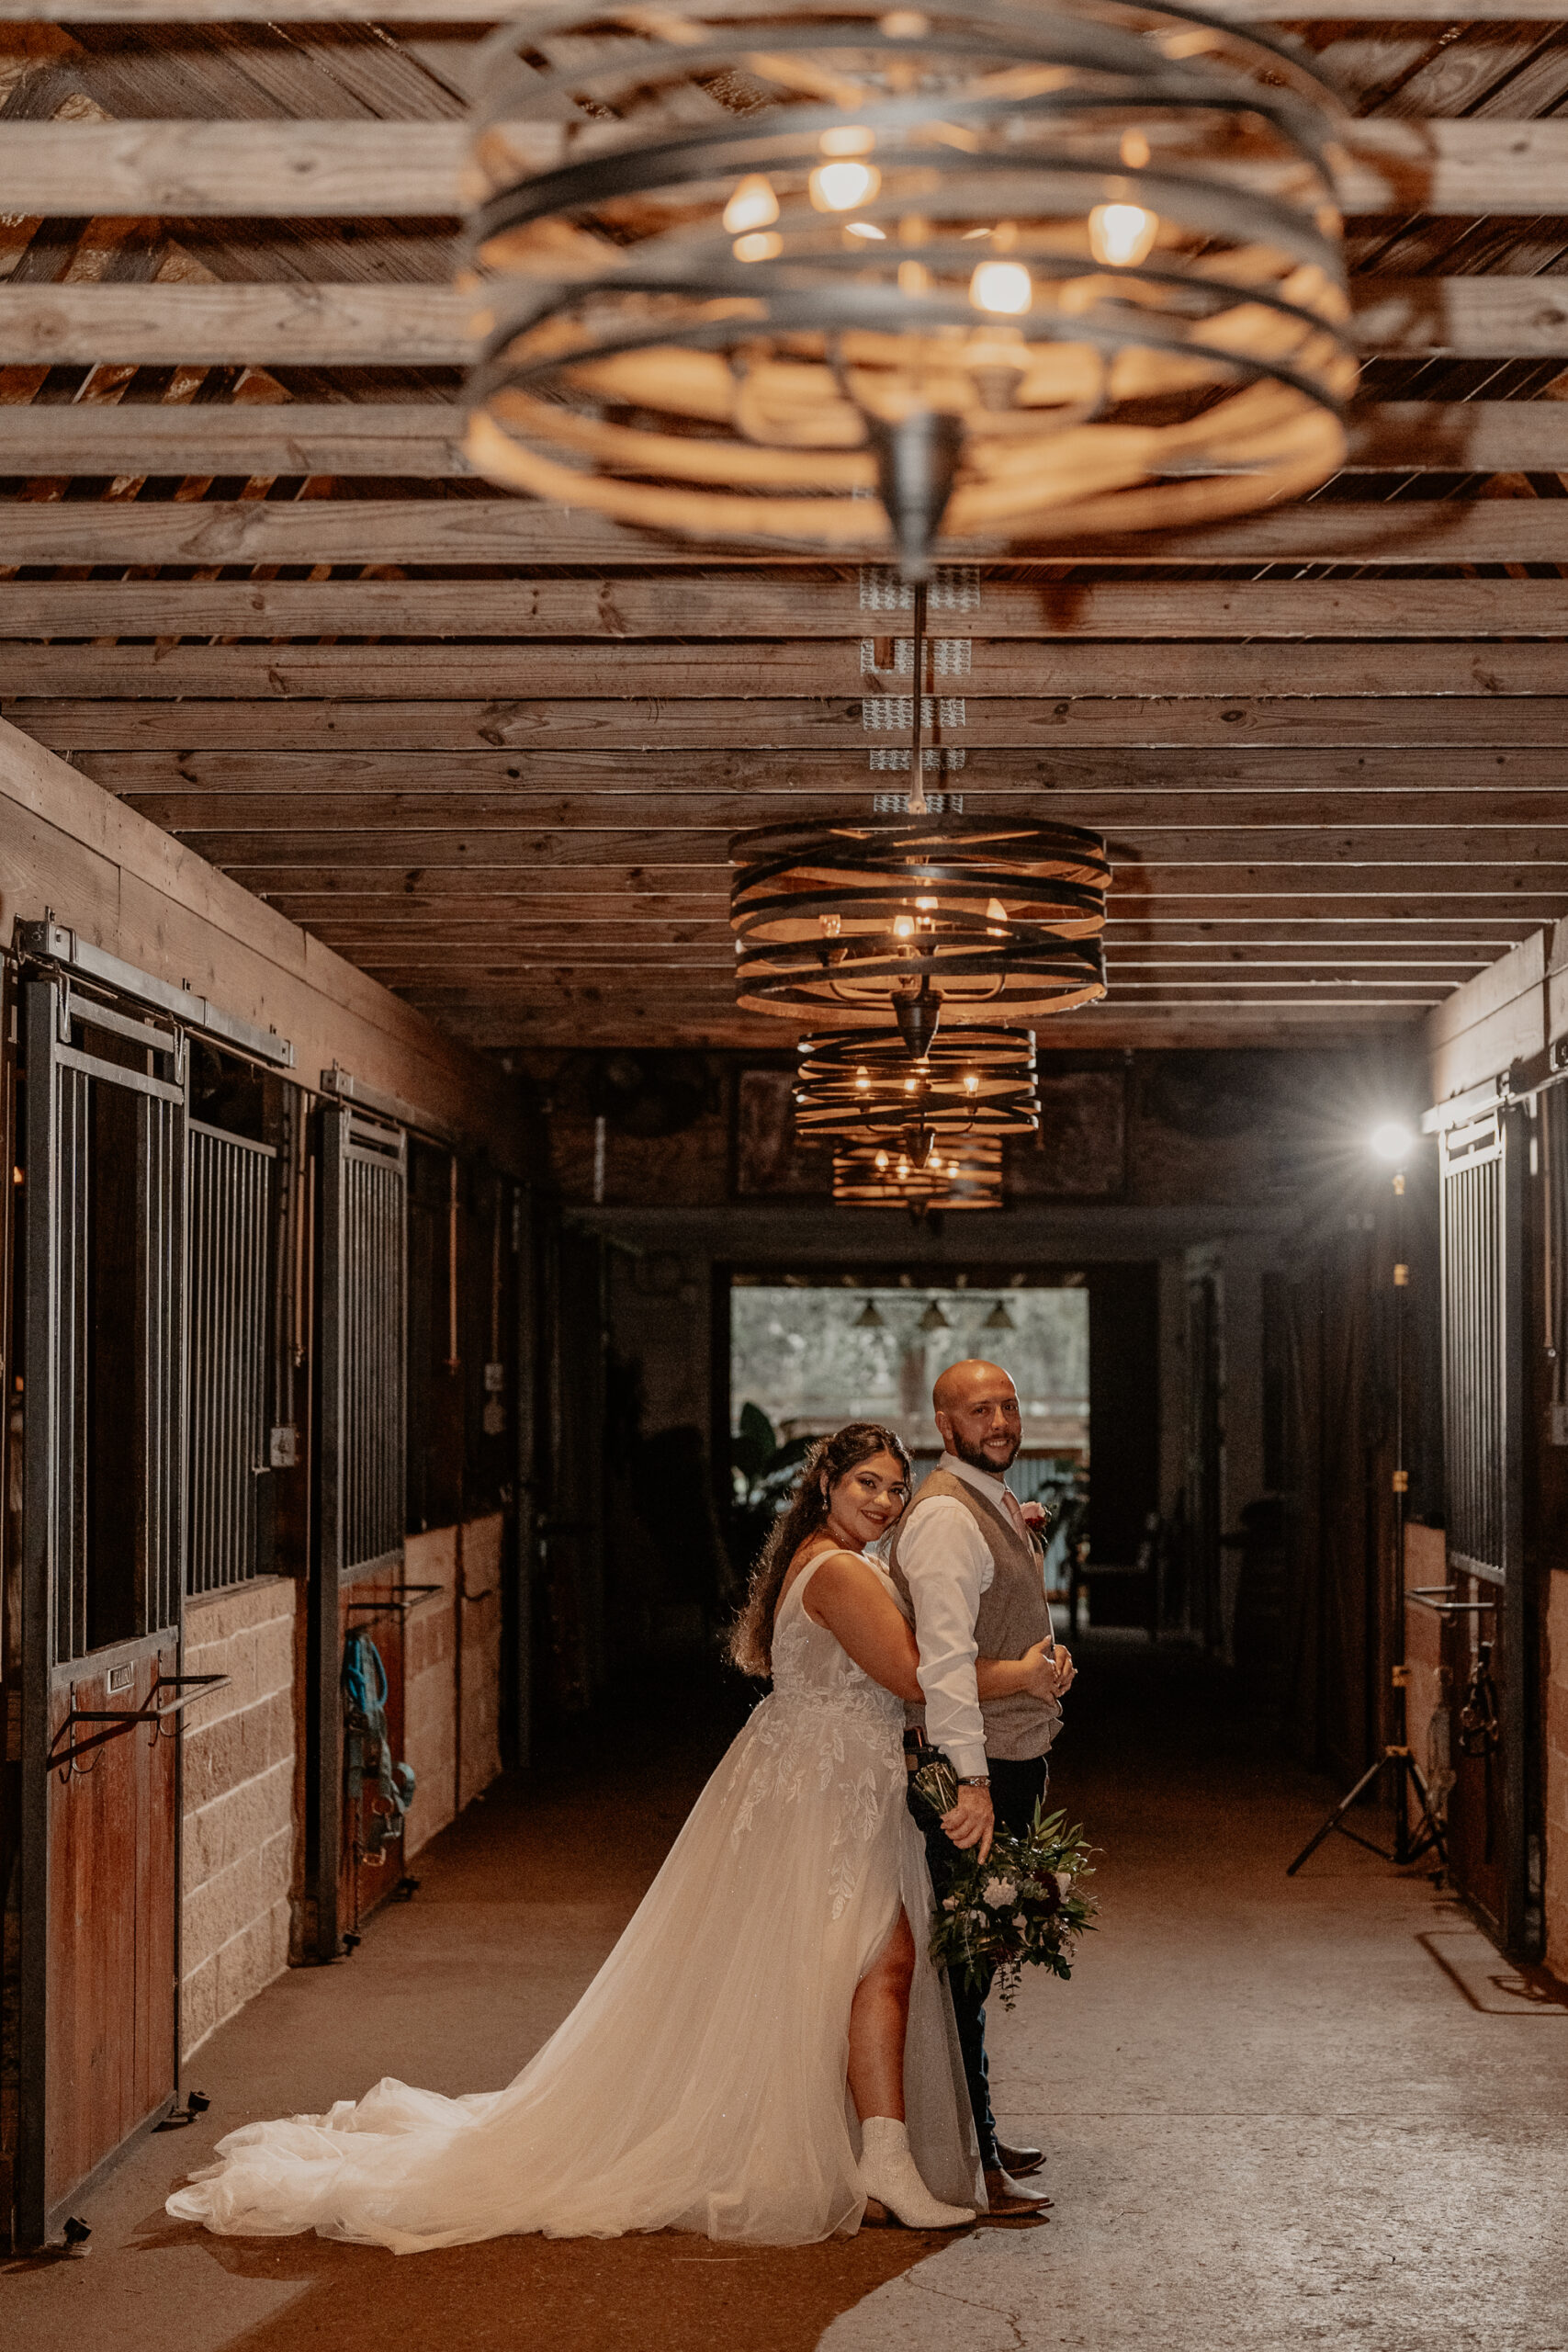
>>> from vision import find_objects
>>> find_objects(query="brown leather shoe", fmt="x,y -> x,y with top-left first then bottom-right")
983,2166 -> 1053,2217
996,2139 -> 1045,2177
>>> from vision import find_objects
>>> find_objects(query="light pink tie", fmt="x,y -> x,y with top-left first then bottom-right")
1000,1486 -> 1030,1539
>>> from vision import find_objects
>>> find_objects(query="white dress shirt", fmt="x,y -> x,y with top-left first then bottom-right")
896,1453 -> 1052,1781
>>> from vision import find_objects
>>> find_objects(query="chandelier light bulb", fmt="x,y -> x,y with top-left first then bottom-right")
722,175 -> 779,234
820,125 -> 876,157
855,1067 -> 871,1091
1089,201 -> 1160,267
964,1073 -> 979,1094
733,231 -> 783,263
969,259 -> 1033,316
875,1149 -> 890,1171
846,220 -> 886,240
893,913 -> 916,940
810,159 -> 880,212
1121,128 -> 1152,168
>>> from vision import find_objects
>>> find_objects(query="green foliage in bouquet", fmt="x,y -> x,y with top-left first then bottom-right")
929,1807 -> 1097,2008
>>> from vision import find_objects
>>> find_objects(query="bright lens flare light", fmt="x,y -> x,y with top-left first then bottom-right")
722,175 -> 778,234
1371,1120 -> 1415,1164
1089,201 -> 1159,268
810,159 -> 880,211
969,259 -> 1032,316
733,231 -> 782,263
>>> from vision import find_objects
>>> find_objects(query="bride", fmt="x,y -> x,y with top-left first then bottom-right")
167,1422 -> 1060,2251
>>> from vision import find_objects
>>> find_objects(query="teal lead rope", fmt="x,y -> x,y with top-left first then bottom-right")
343,1630 -> 416,1869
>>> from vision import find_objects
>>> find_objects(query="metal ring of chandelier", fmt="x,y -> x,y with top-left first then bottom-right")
795,1023 -> 1039,1143
833,1135 -> 1004,1210
729,812 -> 1109,1023
462,0 -> 1356,574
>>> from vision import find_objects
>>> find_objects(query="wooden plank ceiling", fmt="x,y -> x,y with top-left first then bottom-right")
5,6 -> 1568,1053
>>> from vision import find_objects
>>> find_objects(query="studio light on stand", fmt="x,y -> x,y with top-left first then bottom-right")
1287,1118 -> 1449,1881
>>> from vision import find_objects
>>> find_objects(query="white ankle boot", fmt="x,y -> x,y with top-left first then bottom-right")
859,2117 -> 976,2230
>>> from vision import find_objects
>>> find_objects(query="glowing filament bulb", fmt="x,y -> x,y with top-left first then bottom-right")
819,912 -> 842,937
897,1156 -> 910,1179
820,125 -> 876,156
875,1150 -> 890,1171
903,1077 -> 918,1095
916,895 -> 938,910
969,260 -> 1032,316
1089,202 -> 1158,268
1120,129 -> 1151,169
810,159 -> 880,212
893,914 -> 916,940
963,1073 -> 979,1094
723,175 -> 779,234
732,231 -> 782,263
947,1159 -> 960,1178
855,1068 -> 871,1091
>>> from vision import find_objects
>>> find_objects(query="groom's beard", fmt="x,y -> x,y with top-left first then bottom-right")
949,1428 -> 1021,1476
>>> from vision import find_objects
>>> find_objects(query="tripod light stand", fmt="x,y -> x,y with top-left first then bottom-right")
1287,1127 -> 1450,1880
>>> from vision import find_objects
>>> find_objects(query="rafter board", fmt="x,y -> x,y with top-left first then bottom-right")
7,497 -> 1568,565
4,638 -> 1565,699
18,695 -> 1568,750
3,116 -> 1567,218
5,579 -> 1568,640
66,746 -> 1568,790
2,2 -> 1565,20
2,277 -> 1567,366
2,399 -> 1564,481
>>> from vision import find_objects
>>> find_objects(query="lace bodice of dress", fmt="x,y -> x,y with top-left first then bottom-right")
768,1553 -> 907,1737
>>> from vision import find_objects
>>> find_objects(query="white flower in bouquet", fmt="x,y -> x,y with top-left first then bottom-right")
942,1895 -> 959,1912
981,1876 -> 1018,1908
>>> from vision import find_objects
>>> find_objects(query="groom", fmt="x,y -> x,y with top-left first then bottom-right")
888,1358 -> 1075,2220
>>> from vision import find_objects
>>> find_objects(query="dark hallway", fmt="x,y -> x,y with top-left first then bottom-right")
8,1639 -> 1565,2352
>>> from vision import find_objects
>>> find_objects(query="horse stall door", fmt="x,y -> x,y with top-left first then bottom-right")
1438,1104 -> 1529,1951
310,1104 -> 408,1961
17,978 -> 186,2245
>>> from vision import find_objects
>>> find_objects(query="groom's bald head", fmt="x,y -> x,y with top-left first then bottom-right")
933,1359 -> 1022,1473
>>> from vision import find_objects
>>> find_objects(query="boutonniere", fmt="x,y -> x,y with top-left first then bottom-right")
1021,1499 -> 1048,1532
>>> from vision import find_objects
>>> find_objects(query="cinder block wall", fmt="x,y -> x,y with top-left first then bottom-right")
180,1578 -> 300,2060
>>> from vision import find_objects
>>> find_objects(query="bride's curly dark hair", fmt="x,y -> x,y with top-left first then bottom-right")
728,1421 -> 912,1679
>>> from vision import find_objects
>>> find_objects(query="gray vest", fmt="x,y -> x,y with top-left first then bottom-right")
887,1466 -> 1060,1762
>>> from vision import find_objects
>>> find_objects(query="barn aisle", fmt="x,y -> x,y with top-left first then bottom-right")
6,1645 -> 1565,2352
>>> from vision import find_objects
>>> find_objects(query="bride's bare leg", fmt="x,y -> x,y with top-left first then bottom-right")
848,1911 -> 915,2122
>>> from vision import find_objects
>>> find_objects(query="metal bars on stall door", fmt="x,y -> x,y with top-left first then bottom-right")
186,1122 -> 276,1595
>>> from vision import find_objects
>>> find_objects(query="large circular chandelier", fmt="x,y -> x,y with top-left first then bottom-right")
833,1134 -> 1004,1211
795,1023 -> 1039,1146
730,808 -> 1108,1034
463,0 -> 1355,572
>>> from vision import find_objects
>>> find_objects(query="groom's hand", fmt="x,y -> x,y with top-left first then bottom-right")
942,1784 -> 994,1862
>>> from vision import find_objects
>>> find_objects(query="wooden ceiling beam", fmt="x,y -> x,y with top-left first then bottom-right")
0,3 -> 1562,25
6,638 -> 1564,699
3,117 -> 1565,220
1,399 -> 1563,481
6,579 -> 1568,641
73,746 -> 1568,792
102,793 -> 1568,837
5,493 -> 1566,568
0,277 -> 1562,368
118,827 -> 1568,865
24,696 -> 1568,752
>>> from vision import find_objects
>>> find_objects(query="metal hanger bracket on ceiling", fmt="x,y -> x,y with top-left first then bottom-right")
13,917 -> 295,1071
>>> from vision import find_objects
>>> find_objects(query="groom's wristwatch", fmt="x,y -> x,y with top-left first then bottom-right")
957,1776 -> 991,1789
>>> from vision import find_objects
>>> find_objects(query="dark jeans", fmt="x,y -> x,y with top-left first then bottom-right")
920,1754 -> 1047,2171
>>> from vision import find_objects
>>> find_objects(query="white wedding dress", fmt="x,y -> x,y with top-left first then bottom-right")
167,1553 -> 981,2250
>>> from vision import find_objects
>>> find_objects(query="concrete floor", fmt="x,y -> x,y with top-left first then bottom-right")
6,1640 -> 1567,2352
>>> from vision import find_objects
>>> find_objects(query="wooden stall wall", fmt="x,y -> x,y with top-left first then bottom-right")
0,724 -> 523,2245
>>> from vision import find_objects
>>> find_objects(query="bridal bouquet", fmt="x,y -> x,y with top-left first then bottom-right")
928,1807 -> 1097,2007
